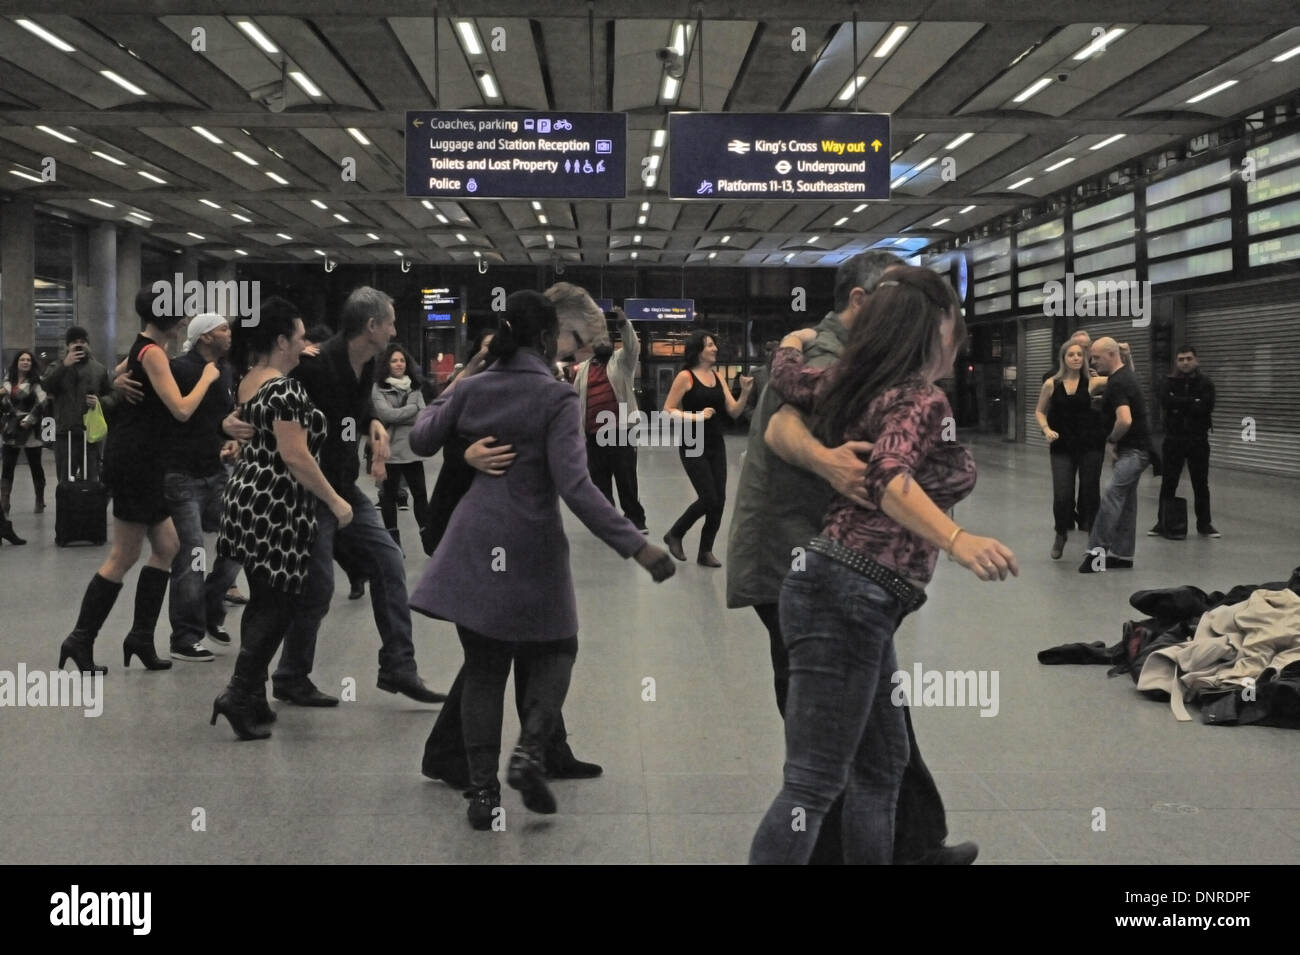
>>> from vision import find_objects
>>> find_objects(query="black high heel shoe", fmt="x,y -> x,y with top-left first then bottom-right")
0,517 -> 26,545
210,690 -> 272,741
58,632 -> 107,674
123,632 -> 173,670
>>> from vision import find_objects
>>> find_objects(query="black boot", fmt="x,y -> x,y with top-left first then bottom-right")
0,516 -> 24,546
506,745 -> 557,814
59,574 -> 123,673
122,567 -> 172,670
210,684 -> 272,741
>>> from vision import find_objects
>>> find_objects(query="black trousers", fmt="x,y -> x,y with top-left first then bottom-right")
1049,447 -> 1103,534
1159,435 -> 1212,527
669,438 -> 727,553
424,438 -> 476,555
229,571 -> 298,694
754,602 -> 949,864
379,461 -> 430,536
1,445 -> 45,494
457,626 -> 577,791
585,435 -> 646,527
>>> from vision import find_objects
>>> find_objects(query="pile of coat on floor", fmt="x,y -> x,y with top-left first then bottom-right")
1038,566 -> 1300,728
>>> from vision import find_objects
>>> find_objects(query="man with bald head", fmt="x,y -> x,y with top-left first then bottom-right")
1081,337 -> 1151,572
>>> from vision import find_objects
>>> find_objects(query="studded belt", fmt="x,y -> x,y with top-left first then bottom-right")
806,536 -> 928,615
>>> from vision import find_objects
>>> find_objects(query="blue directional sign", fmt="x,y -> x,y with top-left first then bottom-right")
668,112 -> 891,201
405,111 -> 626,199
623,299 -> 695,322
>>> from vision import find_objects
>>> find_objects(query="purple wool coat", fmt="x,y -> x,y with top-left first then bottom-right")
407,348 -> 646,642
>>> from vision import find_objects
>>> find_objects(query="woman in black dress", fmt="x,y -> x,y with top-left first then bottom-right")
1,349 -> 47,523
662,331 -> 753,567
211,297 -> 352,740
58,291 -> 221,673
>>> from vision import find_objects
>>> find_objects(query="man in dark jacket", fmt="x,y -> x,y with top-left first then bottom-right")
1153,345 -> 1218,538
42,326 -> 117,483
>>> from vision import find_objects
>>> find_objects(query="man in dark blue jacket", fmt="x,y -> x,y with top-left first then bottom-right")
1153,345 -> 1218,538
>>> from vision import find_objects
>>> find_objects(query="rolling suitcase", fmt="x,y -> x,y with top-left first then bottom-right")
56,431 -> 107,547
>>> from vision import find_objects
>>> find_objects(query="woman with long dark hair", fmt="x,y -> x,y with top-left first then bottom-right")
372,342 -> 430,550
210,297 -> 353,739
662,331 -> 753,567
409,290 -> 675,829
58,291 -> 221,673
749,267 -> 1018,864
1034,339 -> 1105,558
1,350 -> 46,538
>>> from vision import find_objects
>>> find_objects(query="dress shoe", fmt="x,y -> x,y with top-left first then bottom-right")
123,631 -> 172,670
272,680 -> 339,707
466,788 -> 501,831
1198,524 -> 1221,538
507,748 -> 557,814
377,670 -> 447,703
544,740 -> 602,779
902,841 -> 979,865
663,532 -> 686,562
347,577 -> 367,600
697,552 -> 722,568
170,642 -> 214,662
422,757 -> 471,790
204,626 -> 232,649
1147,523 -> 1165,537
1050,532 -> 1066,560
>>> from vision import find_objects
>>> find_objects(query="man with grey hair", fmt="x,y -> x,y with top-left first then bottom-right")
273,286 -> 445,706
727,250 -> 974,865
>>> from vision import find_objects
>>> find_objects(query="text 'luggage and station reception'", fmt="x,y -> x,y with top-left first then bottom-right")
668,113 -> 891,201
405,111 -> 627,200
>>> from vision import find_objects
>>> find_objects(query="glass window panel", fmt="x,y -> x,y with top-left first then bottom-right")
1145,189 -> 1231,233
1248,132 -> 1300,173
1248,198 -> 1300,235
1148,248 -> 1232,284
1246,164 -> 1300,205
1075,243 -> 1136,275
1074,217 -> 1136,253
1073,193 -> 1134,230
969,236 -> 1011,262
1018,263 -> 1067,287
1147,218 -> 1232,259
1018,287 -> 1049,309
972,294 -> 1010,315
1017,218 -> 1064,247
1017,239 -> 1064,266
973,274 -> 1012,296
1145,159 -> 1231,207
972,257 -> 1010,280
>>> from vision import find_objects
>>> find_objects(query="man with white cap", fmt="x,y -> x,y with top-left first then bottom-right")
162,313 -> 255,661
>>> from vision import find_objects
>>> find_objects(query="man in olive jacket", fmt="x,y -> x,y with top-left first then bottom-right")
41,326 -> 117,483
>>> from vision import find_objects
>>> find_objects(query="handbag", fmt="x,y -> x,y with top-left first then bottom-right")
84,400 -> 109,444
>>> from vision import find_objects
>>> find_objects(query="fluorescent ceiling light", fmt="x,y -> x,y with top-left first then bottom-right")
630,251 -> 638,260
837,76 -> 865,102
230,151 -> 260,168
1013,77 -> 1053,103
264,172 -> 289,185
90,199 -> 115,208
37,125 -> 76,143
944,132 -> 974,150
531,201 -> 543,211
914,157 -> 936,172
277,233 -> 293,240
289,71 -> 323,98
128,211 -> 153,221
137,170 -> 167,184
894,237 -> 909,245
640,201 -> 650,211
1090,133 -> 1126,150
835,217 -> 848,226
784,253 -> 795,262
311,199 -> 328,210
672,24 -> 688,56
456,233 -> 467,242
473,251 -> 482,258
478,73 -> 499,99
545,234 -> 555,244
192,126 -> 223,144
422,200 -> 435,210
237,21 -> 279,54
235,250 -> 248,256
708,252 -> 717,259
200,199 -> 221,209
1009,177 -> 1034,189
187,232 -> 205,240
634,234 -> 642,243
394,250 -> 404,256
367,233 -> 380,240
644,174 -> 657,188
891,175 -> 908,189
873,25 -> 910,58
9,169 -> 43,183
314,250 -> 326,256
645,155 -> 661,170
231,213 -> 251,223
101,70 -> 147,96
652,129 -> 666,148
1045,157 -> 1076,172
853,204 -> 868,213
1273,44 -> 1300,62
959,205 -> 975,214
436,214 -> 449,224
721,235 -> 731,243
637,215 -> 646,225
92,150 -> 126,166
807,235 -> 820,244
334,213 -> 348,222
1186,80 -> 1237,104
912,133 -> 927,143
662,76 -> 680,101
15,19 -> 75,52
457,21 -> 483,56
932,218 -> 950,227
890,150 -> 904,161
1073,28 -> 1125,60
537,214 -> 548,225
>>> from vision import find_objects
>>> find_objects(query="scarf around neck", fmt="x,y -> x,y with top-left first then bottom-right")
386,375 -> 412,392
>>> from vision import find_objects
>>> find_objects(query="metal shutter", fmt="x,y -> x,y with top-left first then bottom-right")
1185,281 -> 1300,476
1075,318 -> 1155,435
1023,317 -> 1055,449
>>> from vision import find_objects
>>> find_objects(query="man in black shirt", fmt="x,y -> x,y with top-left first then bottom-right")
273,287 -> 445,706
1153,345 -> 1219,538
1081,337 -> 1150,572
163,314 -> 255,661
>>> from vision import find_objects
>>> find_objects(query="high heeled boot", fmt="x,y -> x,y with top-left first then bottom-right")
0,515 -> 25,546
59,574 -> 123,673
122,566 -> 172,670
506,745 -> 557,814
210,682 -> 271,740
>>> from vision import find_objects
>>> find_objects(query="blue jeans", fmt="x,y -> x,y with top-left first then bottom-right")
164,470 -> 243,650
273,483 -> 417,688
1088,449 -> 1149,560
750,552 -> 910,864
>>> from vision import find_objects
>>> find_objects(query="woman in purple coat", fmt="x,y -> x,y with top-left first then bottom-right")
409,290 -> 675,830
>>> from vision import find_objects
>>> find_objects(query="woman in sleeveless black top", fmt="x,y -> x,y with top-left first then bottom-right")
662,331 -> 753,567
59,290 -> 220,674
1034,339 -> 1105,559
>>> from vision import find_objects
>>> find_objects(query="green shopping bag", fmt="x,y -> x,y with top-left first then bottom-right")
84,400 -> 109,444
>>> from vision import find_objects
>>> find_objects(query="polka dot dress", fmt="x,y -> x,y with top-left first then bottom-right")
218,377 -> 327,594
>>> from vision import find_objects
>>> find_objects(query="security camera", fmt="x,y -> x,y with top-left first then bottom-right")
657,48 -> 686,80
1056,72 -> 1070,83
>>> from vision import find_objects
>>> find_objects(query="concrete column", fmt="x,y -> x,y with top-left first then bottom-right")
116,229 -> 142,358
85,222 -> 117,363
0,196 -> 36,365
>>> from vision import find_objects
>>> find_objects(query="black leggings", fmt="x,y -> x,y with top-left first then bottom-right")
229,571 -> 297,693
669,438 -> 727,553
1,445 -> 45,489
379,461 -> 429,533
458,626 -> 577,791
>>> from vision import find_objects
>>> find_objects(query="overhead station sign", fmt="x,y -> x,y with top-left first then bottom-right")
668,112 -> 891,201
405,110 -> 627,200
623,298 -> 695,322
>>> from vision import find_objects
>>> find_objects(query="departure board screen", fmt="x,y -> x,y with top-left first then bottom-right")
405,111 -> 627,199
623,299 -> 695,321
668,112 -> 890,201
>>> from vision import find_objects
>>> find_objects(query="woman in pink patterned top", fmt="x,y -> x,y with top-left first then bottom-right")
750,266 -> 1018,865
